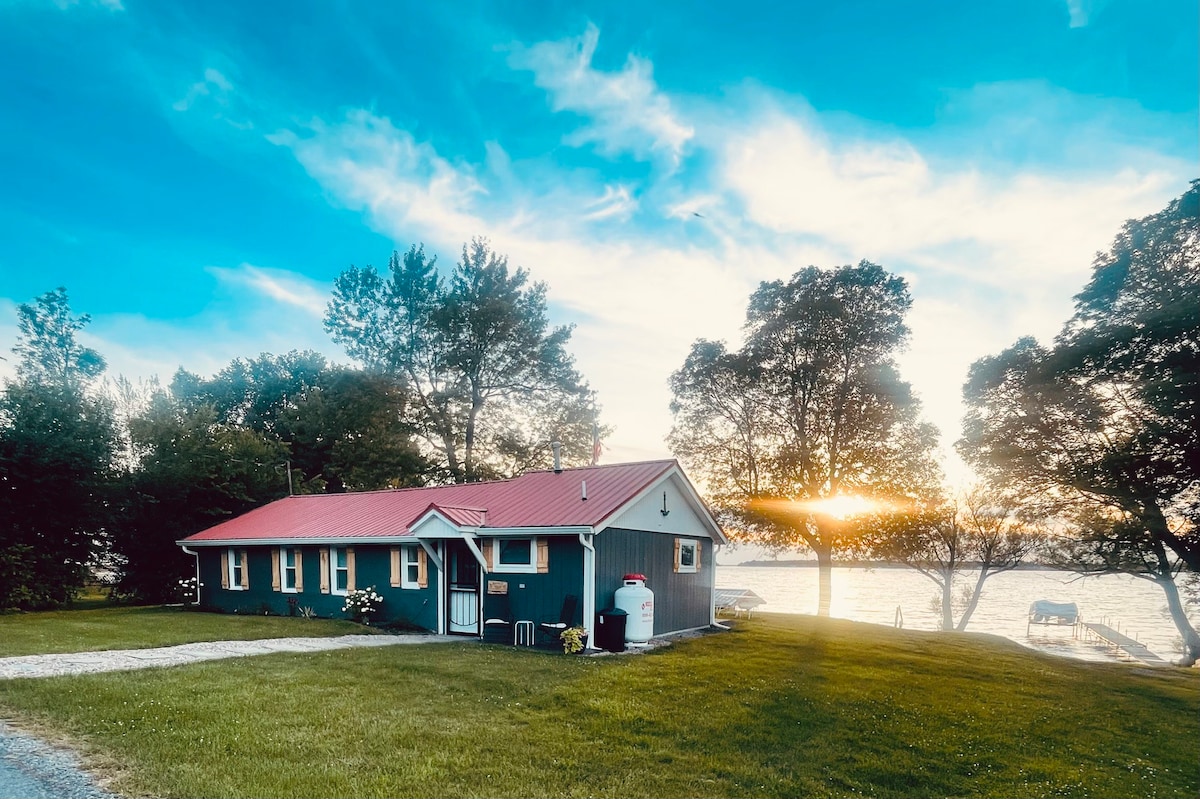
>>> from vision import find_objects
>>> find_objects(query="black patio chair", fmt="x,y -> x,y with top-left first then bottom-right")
537,594 -> 578,646
482,593 -> 514,644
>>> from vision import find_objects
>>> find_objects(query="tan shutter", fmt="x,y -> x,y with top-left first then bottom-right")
347,548 -> 356,591
390,547 -> 402,588
417,548 -> 428,588
294,549 -> 304,592
536,538 -> 549,573
272,548 -> 281,592
319,548 -> 330,594
674,539 -> 681,573
695,541 -> 702,571
481,538 -> 493,569
239,549 -> 249,589
221,550 -> 229,589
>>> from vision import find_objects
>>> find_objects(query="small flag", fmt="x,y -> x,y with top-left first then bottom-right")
591,423 -> 602,466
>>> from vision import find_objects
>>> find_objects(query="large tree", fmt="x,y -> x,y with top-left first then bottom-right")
0,288 -> 117,608
171,352 -> 430,492
670,261 -> 941,615
325,239 -> 598,482
960,181 -> 1200,664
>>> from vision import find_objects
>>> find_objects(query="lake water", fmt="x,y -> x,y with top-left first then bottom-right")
715,564 -> 1198,665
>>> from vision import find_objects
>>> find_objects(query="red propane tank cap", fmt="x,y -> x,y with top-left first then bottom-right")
622,573 -> 647,582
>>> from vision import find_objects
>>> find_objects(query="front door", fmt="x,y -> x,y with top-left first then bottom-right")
445,539 -> 480,635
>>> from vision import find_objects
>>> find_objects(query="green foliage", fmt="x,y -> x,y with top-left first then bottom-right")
669,261 -> 941,613
959,181 -> 1200,663
113,398 -> 290,602
0,290 -> 117,609
326,239 -> 600,482
0,616 -> 1195,798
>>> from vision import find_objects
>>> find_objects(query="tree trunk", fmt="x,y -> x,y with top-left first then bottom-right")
940,578 -> 954,632
955,568 -> 990,632
1157,574 -> 1200,666
814,545 -> 833,617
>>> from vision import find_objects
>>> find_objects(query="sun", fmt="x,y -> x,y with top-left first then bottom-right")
796,495 -> 881,520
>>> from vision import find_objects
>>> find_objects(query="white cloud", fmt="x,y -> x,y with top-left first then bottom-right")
508,23 -> 693,164
268,110 -> 487,240
206,264 -> 329,318
173,67 -> 234,112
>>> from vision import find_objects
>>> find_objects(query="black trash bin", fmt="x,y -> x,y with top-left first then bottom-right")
595,607 -> 628,653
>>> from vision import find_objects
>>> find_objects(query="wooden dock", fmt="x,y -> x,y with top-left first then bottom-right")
1078,622 -> 1168,665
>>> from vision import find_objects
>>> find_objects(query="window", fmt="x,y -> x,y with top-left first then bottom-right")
281,548 -> 300,593
675,538 -> 699,574
401,545 -> 421,589
332,547 -> 350,595
227,549 -> 247,590
491,538 -> 535,573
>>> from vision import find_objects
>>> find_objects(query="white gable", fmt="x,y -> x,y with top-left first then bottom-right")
410,511 -> 467,538
600,471 -> 723,540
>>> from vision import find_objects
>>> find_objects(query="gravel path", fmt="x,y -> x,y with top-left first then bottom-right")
0,722 -> 117,799
0,633 -> 458,680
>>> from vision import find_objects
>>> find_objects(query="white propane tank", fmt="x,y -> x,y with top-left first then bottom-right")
614,573 -> 654,644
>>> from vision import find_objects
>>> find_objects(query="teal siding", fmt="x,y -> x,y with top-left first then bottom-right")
196,545 -> 438,630
595,528 -> 714,634
481,536 -> 584,627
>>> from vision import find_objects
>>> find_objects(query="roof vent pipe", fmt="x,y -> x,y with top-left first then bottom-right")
581,480 -> 587,501
552,441 -> 562,473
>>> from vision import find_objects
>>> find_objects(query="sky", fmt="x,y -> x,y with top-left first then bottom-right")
0,0 -> 1196,487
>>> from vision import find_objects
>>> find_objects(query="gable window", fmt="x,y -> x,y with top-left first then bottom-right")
674,538 -> 700,574
486,537 -> 548,574
225,548 -> 248,590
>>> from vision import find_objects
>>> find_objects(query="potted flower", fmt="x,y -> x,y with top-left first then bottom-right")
342,586 -> 383,625
560,625 -> 589,654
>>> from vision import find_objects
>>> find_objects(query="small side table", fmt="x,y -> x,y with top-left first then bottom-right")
514,620 -> 535,646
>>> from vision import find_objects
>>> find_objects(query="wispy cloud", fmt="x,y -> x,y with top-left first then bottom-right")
207,264 -> 330,318
508,23 -> 693,165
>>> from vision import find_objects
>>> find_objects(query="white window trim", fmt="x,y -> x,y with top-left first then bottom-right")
400,545 -> 421,590
491,538 -> 538,574
677,538 -> 699,574
330,546 -> 350,596
281,548 -> 299,594
227,549 -> 246,591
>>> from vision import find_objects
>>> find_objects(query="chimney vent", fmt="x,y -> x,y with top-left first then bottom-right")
551,441 -> 562,473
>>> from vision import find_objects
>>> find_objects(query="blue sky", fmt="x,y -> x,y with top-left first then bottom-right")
1,0 -> 1196,481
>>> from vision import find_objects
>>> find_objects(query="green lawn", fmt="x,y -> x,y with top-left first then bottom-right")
0,605 -> 379,658
0,614 -> 1195,798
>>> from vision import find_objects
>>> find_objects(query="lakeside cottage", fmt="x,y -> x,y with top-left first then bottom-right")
177,459 -> 726,646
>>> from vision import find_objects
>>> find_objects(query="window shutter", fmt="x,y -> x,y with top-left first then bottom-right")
536,538 -> 549,573
347,548 -> 356,591
319,548 -> 330,594
294,550 -> 304,592
272,548 -> 281,592
673,539 -> 681,573
481,538 -> 493,569
695,541 -> 702,571
417,548 -> 428,588
239,549 -> 249,589
221,550 -> 230,589
390,547 -> 402,588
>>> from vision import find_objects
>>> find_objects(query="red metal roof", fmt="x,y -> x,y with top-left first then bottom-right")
181,460 -> 680,543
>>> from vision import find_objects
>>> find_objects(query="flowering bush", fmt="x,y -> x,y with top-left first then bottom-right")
560,625 -> 588,654
342,586 -> 383,622
176,576 -> 202,604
